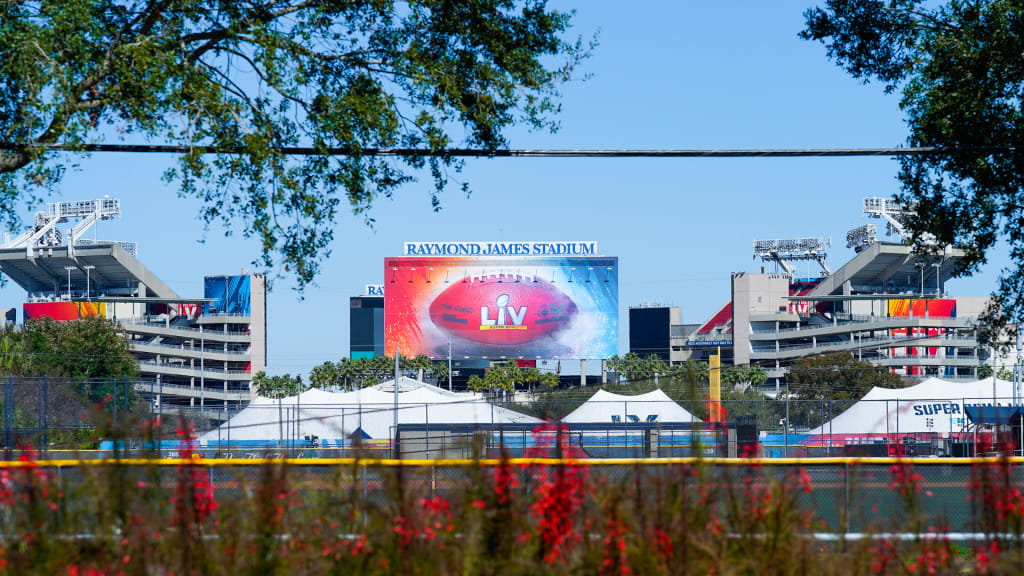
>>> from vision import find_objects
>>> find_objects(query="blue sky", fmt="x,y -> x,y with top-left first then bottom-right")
0,2 -> 1009,376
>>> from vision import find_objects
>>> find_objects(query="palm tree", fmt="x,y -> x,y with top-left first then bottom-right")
412,354 -> 432,382
541,371 -> 560,390
432,361 -> 450,388
336,357 -> 359,391
309,361 -> 339,390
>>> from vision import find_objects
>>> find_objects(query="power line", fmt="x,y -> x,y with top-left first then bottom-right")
0,143 -> 1018,158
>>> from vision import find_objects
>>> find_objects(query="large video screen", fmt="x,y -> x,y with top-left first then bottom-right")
385,257 -> 618,359
204,275 -> 251,315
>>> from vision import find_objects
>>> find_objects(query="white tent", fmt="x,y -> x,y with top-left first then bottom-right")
198,377 -> 540,445
806,377 -> 1015,435
562,389 -> 700,424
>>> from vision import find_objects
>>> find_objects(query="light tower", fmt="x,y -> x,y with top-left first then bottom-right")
845,224 -> 877,253
752,237 -> 832,277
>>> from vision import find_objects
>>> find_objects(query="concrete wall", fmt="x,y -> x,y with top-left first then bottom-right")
731,273 -> 790,365
955,296 -> 989,318
249,273 -> 267,381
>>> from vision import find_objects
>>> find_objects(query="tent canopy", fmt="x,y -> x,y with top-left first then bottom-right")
198,377 -> 540,444
806,377 -> 1016,435
964,405 -> 1022,426
563,389 -> 700,424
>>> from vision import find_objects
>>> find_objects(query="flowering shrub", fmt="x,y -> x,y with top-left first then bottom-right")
0,420 -> 1020,574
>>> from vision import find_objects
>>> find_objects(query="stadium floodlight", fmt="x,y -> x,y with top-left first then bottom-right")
845,224 -> 877,253
863,196 -> 914,239
0,197 -> 125,258
752,237 -> 832,276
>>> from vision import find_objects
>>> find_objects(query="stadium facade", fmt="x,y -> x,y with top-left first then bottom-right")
349,285 -> 385,359
627,305 -> 689,365
686,198 -> 991,388
0,199 -> 266,413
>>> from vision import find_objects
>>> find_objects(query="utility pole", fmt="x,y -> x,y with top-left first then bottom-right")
1016,327 -> 1023,455
394,345 -> 400,448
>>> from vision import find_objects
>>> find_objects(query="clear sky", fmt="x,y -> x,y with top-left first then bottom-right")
0,2 -> 1009,376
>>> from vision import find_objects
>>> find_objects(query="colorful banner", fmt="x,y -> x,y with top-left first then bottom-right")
888,299 -> 956,375
24,301 -> 106,321
887,299 -> 956,318
385,257 -> 618,359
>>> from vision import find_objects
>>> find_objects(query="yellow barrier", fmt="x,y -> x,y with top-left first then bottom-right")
1,456 -> 1023,468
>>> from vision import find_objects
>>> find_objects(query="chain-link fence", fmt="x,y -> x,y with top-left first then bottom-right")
2,458 -> 1018,535
3,378 -> 1021,461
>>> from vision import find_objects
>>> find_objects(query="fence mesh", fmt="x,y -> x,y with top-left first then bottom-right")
0,458 -> 1016,536
2,378 -> 1021,461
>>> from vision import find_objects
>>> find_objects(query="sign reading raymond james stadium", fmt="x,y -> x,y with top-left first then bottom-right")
403,241 -> 597,257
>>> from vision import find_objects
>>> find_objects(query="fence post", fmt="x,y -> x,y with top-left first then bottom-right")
113,377 -> 118,424
4,376 -> 12,458
829,399 -> 833,457
843,460 -> 851,538
43,376 -> 49,456
37,379 -> 43,452
57,465 -> 63,529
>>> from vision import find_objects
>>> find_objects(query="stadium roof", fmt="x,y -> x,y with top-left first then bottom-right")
0,242 -> 177,299
806,242 -> 962,298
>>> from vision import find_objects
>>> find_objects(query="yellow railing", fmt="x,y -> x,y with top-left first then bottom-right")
1,456 -> 1023,468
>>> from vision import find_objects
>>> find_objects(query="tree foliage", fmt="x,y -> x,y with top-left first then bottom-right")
0,1 -> 588,288
277,354 -> 458,395
785,352 -> 902,426
252,370 -> 304,398
802,1 -> 1024,340
0,317 -> 137,379
606,352 -> 767,389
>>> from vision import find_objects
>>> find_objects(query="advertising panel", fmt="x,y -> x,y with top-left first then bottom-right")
887,299 -> 956,318
24,301 -> 106,321
888,299 -> 956,376
204,275 -> 251,315
385,256 -> 618,359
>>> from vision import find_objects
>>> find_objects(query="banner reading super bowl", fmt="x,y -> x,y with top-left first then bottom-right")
385,256 -> 618,359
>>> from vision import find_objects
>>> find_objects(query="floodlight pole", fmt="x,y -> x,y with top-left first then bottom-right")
82,265 -> 95,300
63,266 -> 75,300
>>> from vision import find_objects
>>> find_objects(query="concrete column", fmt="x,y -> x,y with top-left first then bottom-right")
601,359 -> 607,384
580,359 -> 587,387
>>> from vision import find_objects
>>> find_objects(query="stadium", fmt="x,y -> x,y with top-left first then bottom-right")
0,198 -> 266,419
684,197 -> 993,387
0,198 -> 1019,460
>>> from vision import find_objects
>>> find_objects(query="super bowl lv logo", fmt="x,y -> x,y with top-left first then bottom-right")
480,294 -> 527,332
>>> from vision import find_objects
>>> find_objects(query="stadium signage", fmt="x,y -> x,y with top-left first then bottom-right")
365,284 -> 385,297
911,403 -> 961,416
686,340 -> 733,347
403,241 -> 597,257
